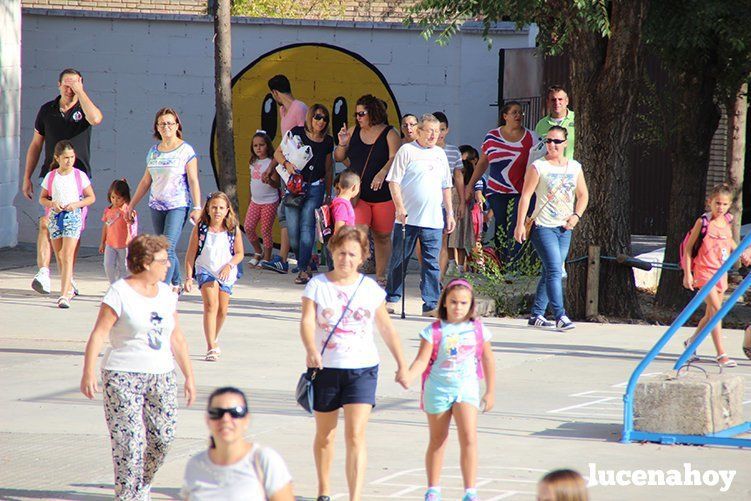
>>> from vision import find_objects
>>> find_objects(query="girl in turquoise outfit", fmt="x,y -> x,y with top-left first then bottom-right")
406,279 -> 496,501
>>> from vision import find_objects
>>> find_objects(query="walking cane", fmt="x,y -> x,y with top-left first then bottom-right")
401,220 -> 407,319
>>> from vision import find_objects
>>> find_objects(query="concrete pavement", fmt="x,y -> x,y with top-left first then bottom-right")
1,249 -> 750,500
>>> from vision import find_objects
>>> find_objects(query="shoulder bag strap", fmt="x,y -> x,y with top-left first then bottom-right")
250,445 -> 268,500
320,275 -> 366,356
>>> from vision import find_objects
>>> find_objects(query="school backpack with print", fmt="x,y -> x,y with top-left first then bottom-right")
46,167 -> 89,231
420,319 -> 485,410
194,222 -> 244,279
315,204 -> 333,244
679,212 -> 733,272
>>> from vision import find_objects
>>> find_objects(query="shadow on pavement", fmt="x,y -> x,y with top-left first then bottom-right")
531,421 -> 622,442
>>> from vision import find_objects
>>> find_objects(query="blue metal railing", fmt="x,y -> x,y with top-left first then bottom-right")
621,230 -> 751,447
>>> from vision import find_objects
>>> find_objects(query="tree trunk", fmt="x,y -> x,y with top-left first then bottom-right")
565,0 -> 649,319
655,63 -> 721,308
727,82 -> 748,244
213,0 -> 238,211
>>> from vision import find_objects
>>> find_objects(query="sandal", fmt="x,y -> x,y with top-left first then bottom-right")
248,254 -> 262,267
376,277 -> 387,288
716,354 -> 737,368
743,326 -> 751,360
295,272 -> 311,285
205,348 -> 221,362
683,338 -> 700,363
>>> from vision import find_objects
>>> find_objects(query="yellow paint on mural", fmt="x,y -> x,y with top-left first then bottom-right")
211,44 -> 401,244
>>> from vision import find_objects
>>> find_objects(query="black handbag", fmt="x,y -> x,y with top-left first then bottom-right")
283,192 -> 305,208
296,275 -> 365,413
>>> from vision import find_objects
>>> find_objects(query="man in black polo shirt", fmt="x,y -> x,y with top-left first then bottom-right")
21,68 -> 103,294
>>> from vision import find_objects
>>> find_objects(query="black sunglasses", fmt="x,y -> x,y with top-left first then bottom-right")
545,138 -> 566,144
313,114 -> 329,122
207,406 -> 248,420
355,111 -> 368,117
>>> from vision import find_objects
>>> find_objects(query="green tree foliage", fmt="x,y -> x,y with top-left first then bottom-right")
231,0 -> 344,19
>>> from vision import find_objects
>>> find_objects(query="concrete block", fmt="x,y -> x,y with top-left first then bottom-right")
634,371 -> 745,435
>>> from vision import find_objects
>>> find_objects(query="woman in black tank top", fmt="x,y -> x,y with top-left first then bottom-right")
333,95 -> 401,285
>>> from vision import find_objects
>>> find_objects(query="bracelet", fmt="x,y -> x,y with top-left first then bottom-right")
337,143 -> 348,148
192,206 -> 201,211
572,212 -> 581,219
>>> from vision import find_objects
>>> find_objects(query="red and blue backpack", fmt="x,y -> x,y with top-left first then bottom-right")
420,319 -> 485,410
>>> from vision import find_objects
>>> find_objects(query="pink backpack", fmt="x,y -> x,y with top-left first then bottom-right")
420,319 -> 485,410
679,212 -> 732,272
45,168 -> 89,231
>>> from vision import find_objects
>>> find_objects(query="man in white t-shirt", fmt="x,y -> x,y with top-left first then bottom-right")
385,114 -> 455,316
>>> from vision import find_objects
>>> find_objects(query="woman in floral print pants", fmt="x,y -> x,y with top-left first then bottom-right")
81,235 -> 195,500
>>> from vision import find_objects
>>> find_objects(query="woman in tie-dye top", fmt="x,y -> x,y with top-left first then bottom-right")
128,107 -> 202,290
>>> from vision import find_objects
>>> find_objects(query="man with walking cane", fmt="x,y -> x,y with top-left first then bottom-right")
384,114 -> 455,317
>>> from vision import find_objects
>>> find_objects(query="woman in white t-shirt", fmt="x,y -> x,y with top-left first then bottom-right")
80,234 -> 196,501
300,226 -> 408,501
128,107 -> 202,291
38,140 -> 96,308
182,387 -> 295,501
514,126 -> 589,331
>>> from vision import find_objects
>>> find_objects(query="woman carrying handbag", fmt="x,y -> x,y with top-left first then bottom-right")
299,226 -> 408,501
514,126 -> 588,332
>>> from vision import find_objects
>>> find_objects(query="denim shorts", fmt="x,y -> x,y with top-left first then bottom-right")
48,209 -> 83,239
311,365 -> 379,412
195,271 -> 233,295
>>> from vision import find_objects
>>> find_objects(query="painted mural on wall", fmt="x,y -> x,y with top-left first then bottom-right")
210,43 -> 402,239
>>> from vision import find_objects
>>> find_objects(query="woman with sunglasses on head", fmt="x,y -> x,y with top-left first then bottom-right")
514,126 -> 588,331
127,107 -> 202,293
182,387 -> 294,500
81,234 -> 195,500
275,104 -> 334,285
334,95 -> 402,287
464,101 -> 542,262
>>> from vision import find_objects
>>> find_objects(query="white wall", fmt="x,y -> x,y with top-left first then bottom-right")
1,0 -> 21,248
18,10 -> 534,248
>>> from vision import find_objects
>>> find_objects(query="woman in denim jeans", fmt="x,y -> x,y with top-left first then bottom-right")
514,126 -> 588,331
275,104 -> 334,285
128,108 -> 202,291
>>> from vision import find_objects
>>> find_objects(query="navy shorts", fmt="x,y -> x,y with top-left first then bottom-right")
311,365 -> 379,412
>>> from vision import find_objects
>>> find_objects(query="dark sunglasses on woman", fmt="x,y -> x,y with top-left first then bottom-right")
313,114 -> 329,122
545,138 -> 566,144
207,406 -> 248,419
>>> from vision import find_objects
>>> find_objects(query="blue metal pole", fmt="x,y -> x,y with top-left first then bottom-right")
622,230 -> 751,442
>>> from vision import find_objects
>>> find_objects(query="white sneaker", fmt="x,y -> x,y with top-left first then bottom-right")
57,296 -> 70,309
556,315 -> 575,331
32,268 -> 51,295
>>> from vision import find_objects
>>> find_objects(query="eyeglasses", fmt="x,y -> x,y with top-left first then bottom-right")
152,257 -> 170,264
208,406 -> 248,420
157,122 -> 177,128
355,111 -> 368,117
545,138 -> 566,144
313,114 -> 329,122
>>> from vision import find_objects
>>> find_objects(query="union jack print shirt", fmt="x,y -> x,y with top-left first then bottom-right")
481,128 -> 541,195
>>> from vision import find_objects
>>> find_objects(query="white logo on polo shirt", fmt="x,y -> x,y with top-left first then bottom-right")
72,111 -> 83,122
